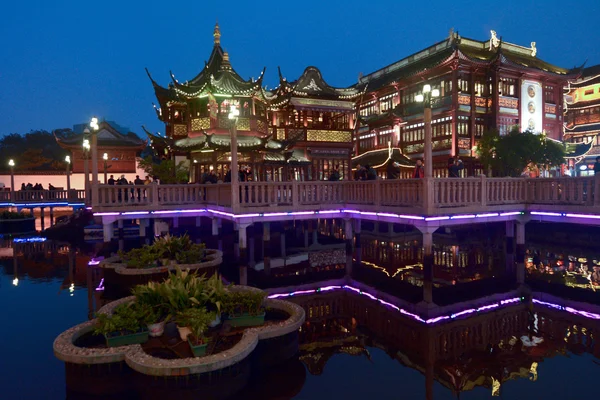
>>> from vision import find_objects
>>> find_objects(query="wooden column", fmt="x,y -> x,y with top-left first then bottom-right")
470,70 -> 477,160
451,66 -> 459,157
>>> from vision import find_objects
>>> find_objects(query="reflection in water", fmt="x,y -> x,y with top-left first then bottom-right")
0,219 -> 599,399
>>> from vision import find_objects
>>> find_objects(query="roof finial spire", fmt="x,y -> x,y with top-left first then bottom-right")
213,20 -> 221,46
221,51 -> 231,70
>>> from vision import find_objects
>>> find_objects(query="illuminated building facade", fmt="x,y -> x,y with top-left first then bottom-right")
564,64 -> 600,176
147,23 -> 359,182
147,25 -> 578,180
355,30 -> 578,177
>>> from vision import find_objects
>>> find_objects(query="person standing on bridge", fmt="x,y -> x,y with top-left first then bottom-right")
594,156 -> 600,175
448,157 -> 464,178
413,159 -> 424,178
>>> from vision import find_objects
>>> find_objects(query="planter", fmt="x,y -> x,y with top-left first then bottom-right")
209,313 -> 221,328
177,325 -> 192,340
105,329 -> 149,347
227,312 -> 266,328
187,337 -> 208,357
0,217 -> 36,235
147,321 -> 166,337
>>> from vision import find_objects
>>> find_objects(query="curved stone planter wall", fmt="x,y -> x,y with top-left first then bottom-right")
98,250 -> 223,295
54,287 -> 305,380
0,217 -> 36,235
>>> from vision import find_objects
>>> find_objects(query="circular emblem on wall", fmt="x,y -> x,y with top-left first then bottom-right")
528,118 -> 536,130
528,101 -> 536,114
527,85 -> 536,98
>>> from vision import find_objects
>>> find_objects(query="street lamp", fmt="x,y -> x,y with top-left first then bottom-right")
89,117 -> 100,206
103,153 -> 108,184
83,136 -> 90,199
228,104 -> 240,211
65,155 -> 71,192
415,84 -> 440,178
8,159 -> 15,192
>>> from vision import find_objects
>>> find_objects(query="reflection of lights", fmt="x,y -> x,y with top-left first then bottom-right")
12,278 -> 19,286
95,278 -> 105,291
14,237 -> 47,243
269,285 -> 523,324
69,283 -> 75,296
357,259 -> 421,278
533,299 -> 600,320
529,362 -> 538,381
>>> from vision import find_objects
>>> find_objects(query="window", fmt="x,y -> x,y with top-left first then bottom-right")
584,89 -> 594,96
379,94 -> 396,113
545,85 -> 556,104
458,78 -> 469,93
378,127 -> 394,144
499,78 -> 516,97
359,100 -> 377,117
474,81 -> 486,96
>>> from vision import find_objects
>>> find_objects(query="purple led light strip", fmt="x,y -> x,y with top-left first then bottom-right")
532,299 -> 600,320
95,278 -> 105,291
268,285 -> 522,325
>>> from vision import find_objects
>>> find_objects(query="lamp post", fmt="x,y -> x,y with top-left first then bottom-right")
228,104 -> 240,211
83,136 -> 90,201
89,117 -> 99,206
8,159 -> 15,193
65,155 -> 71,192
415,84 -> 440,178
103,153 -> 108,184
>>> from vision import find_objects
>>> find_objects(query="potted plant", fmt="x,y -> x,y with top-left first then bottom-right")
94,303 -> 149,347
176,308 -> 212,356
223,290 -> 267,328
131,282 -> 169,336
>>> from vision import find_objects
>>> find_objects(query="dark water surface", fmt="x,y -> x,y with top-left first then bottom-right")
1,219 -> 599,400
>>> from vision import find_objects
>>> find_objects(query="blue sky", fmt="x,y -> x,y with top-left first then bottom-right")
1,0 -> 598,137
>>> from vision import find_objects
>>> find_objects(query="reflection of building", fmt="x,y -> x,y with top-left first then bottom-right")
564,64 -> 600,175
290,288 -> 600,398
55,120 -> 146,174
355,31 -> 577,176
147,23 -> 359,182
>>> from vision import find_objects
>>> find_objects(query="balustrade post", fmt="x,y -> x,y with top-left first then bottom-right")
292,180 -> 299,208
480,175 -> 487,206
375,180 -> 381,207
151,183 -> 159,207
422,177 -> 435,215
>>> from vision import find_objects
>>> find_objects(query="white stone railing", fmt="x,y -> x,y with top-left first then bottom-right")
0,189 -> 86,204
90,176 -> 600,215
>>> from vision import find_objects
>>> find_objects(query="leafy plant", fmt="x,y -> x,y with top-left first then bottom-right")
118,234 -> 205,268
222,291 -> 266,317
119,246 -> 159,269
94,303 -> 144,336
175,308 -> 214,344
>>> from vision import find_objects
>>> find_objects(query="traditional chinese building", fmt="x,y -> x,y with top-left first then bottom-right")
354,30 -> 579,177
564,64 -> 600,176
55,120 -> 146,174
147,23 -> 361,181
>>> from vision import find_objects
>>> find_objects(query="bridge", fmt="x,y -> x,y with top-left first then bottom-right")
0,189 -> 86,208
87,176 -> 600,226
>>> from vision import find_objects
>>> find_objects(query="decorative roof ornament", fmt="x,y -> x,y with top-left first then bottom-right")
489,30 -> 500,50
213,21 -> 221,46
530,42 -> 537,57
221,51 -> 231,70
303,79 -> 322,92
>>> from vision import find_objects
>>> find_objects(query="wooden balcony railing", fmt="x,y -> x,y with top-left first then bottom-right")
88,176 -> 600,215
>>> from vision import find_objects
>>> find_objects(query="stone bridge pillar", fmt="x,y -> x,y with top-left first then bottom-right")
344,218 -> 354,275
354,219 -> 362,263
263,222 -> 271,276
417,225 -> 438,305
516,220 -> 527,285
237,221 -> 252,286
505,220 -> 515,277
102,216 -> 116,243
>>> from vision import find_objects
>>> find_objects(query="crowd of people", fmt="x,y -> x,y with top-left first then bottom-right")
349,157 -> 465,181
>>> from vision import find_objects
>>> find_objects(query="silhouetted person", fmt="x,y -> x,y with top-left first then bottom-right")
329,165 -> 340,181
413,160 -> 424,178
448,158 -> 464,178
594,156 -> 600,176
108,175 -> 115,185
354,164 -> 366,181
366,165 -> 377,180
386,161 -> 400,179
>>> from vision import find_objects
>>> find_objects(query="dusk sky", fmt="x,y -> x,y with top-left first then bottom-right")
1,0 -> 598,137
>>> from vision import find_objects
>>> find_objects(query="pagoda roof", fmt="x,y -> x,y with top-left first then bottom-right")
564,140 -> 595,158
569,64 -> 600,88
359,107 -> 403,126
564,122 -> 600,134
352,147 -> 414,169
356,32 -> 579,93
147,23 -> 266,108
172,132 -> 293,153
270,66 -> 364,108
55,121 -> 146,149
565,98 -> 600,109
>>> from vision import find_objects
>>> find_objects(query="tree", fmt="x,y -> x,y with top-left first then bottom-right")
476,127 -> 565,177
0,129 -> 73,171
138,156 -> 189,184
